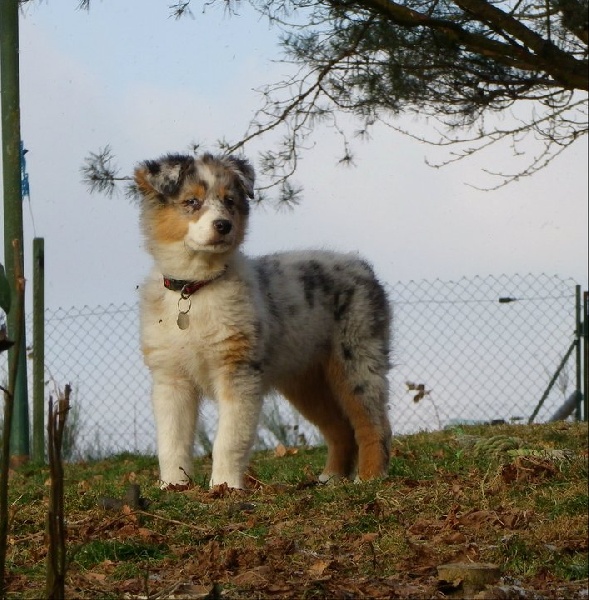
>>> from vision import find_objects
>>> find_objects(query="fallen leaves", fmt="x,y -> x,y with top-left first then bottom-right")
407,505 -> 532,541
3,423 -> 586,599
307,558 -> 337,579
499,455 -> 560,484
274,443 -> 299,458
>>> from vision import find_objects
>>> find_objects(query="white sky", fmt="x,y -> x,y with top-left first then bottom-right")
1,0 -> 588,311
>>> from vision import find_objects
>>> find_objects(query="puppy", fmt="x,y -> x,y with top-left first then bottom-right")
135,153 -> 392,489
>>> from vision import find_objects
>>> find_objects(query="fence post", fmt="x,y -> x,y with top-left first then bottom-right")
529,282 -> 583,424
574,285 -> 582,421
32,238 -> 45,462
2,0 -> 30,465
583,291 -> 588,422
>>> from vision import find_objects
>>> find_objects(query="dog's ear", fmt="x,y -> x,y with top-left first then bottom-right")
134,155 -> 195,202
226,156 -> 255,199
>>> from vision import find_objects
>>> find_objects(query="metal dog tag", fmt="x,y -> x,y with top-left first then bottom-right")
177,311 -> 190,330
177,296 -> 191,330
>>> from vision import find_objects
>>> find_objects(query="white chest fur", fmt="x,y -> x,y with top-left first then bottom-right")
140,266 -> 261,394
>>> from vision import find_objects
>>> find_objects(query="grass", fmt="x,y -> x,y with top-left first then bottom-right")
3,421 -> 588,598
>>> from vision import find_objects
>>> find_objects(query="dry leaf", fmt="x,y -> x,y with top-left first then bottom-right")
232,566 -> 272,586
274,444 -> 298,457
459,510 -> 501,529
441,531 -> 467,545
406,381 -> 432,403
308,559 -> 334,577
275,443 -> 287,457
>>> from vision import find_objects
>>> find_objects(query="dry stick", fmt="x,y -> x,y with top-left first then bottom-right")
86,508 -> 212,536
133,510 -> 211,533
0,239 -> 26,598
45,385 -> 71,600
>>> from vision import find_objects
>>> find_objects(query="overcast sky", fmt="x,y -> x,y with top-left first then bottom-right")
1,0 -> 587,311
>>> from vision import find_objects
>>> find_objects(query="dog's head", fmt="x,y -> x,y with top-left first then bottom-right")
134,153 -> 254,256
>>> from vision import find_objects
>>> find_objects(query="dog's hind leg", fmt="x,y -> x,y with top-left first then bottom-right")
152,371 -> 200,489
326,265 -> 392,481
278,365 -> 358,482
326,354 -> 392,481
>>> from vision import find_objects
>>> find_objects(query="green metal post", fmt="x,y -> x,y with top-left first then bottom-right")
1,0 -> 30,463
32,238 -> 45,463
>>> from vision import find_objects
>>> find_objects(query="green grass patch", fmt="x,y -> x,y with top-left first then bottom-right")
73,540 -> 169,569
553,554 -> 589,581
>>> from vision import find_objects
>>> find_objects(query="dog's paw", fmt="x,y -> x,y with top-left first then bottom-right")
318,472 -> 345,485
353,473 -> 388,484
159,480 -> 193,492
209,473 -> 245,489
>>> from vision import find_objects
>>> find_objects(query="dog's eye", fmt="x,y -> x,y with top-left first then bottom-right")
184,197 -> 202,210
224,197 -> 235,210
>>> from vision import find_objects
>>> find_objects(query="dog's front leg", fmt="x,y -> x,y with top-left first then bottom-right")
151,371 -> 200,489
210,374 -> 263,489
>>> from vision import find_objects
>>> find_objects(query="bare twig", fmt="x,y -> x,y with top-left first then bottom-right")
133,510 -> 212,533
45,384 -> 71,600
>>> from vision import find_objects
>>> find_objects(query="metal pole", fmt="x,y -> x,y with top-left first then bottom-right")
528,339 -> 578,424
574,285 -> 582,420
581,292 -> 589,421
1,0 -> 30,463
32,238 -> 45,463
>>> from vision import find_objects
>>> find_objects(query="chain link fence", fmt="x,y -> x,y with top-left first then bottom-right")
0,273 -> 584,458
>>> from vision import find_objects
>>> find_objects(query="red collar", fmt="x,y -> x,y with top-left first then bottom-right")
163,267 -> 227,297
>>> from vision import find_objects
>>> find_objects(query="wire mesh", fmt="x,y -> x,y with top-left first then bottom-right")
0,273 -> 581,457
388,273 -> 579,433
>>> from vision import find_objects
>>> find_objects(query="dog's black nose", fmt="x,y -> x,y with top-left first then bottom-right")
213,219 -> 232,235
